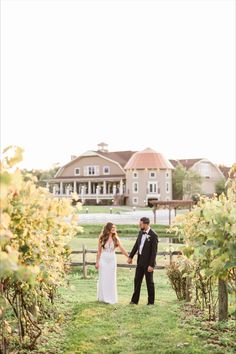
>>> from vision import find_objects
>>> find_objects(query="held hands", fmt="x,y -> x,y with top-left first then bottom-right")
147,266 -> 154,272
127,257 -> 132,264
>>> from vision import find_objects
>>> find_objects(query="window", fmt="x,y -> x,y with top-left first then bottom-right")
133,197 -> 138,204
103,166 -> 110,174
88,166 -> 95,175
200,163 -> 211,178
133,182 -> 139,193
149,171 -> 156,178
74,168 -> 80,176
166,182 -> 169,192
166,171 -> 170,178
86,166 -> 99,176
133,172 -> 138,178
148,182 -> 157,193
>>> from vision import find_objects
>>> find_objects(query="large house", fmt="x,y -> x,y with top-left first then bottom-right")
170,158 -> 228,198
49,143 -> 173,206
49,144 -> 230,205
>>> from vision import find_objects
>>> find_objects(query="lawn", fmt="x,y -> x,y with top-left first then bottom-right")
75,223 -> 180,239
77,205 -> 149,214
32,267 -> 236,354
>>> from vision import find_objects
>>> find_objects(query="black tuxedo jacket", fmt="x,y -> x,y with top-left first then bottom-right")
129,229 -> 159,268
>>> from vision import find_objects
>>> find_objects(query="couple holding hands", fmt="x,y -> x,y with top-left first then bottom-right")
95,217 -> 158,305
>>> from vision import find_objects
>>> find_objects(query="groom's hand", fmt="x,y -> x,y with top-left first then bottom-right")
127,257 -> 132,264
147,266 -> 154,272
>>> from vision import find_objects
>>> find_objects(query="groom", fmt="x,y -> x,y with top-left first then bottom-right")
127,217 -> 158,305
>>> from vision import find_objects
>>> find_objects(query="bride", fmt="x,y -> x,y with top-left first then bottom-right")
95,222 -> 129,304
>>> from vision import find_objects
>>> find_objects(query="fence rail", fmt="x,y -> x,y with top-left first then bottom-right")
70,243 -> 182,278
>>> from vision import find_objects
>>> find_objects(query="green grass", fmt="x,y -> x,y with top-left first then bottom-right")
76,224 -> 179,239
77,205 -> 149,214
32,268 -> 236,354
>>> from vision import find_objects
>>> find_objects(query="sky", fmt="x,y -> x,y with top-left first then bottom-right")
1,0 -> 235,170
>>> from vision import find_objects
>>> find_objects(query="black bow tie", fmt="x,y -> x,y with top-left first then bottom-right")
142,231 -> 147,235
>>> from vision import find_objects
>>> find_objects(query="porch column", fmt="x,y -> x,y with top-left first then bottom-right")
88,181 -> 91,194
60,182 -> 63,195
96,185 -> 100,204
113,184 -> 116,195
103,180 -> 107,194
119,180 -> 123,195
81,186 -> 85,203
73,181 -> 76,193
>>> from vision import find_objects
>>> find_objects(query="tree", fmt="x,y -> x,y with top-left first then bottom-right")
21,164 -> 60,188
183,169 -> 202,200
172,163 -> 186,199
172,163 -> 202,200
215,178 -> 227,196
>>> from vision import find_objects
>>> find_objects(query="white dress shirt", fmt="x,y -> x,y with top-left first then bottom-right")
139,227 -> 150,255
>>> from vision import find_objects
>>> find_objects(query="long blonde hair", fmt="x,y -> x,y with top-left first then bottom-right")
99,222 -> 119,248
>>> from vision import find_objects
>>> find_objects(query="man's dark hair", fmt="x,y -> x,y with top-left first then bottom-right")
140,217 -> 150,225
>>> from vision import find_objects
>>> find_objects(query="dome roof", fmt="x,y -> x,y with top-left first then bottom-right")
124,148 -> 174,170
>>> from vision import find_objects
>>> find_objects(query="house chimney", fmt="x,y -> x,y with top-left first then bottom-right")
97,142 -> 108,152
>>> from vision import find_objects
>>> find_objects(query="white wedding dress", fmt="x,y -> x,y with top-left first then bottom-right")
97,240 -> 118,304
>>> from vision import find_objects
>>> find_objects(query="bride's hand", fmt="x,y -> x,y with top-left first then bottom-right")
127,257 -> 132,264
95,262 -> 99,269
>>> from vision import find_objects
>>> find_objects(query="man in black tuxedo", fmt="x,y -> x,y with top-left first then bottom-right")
127,217 -> 158,305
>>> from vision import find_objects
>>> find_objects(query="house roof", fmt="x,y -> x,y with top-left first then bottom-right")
169,158 -> 203,169
218,165 -> 231,179
124,148 -> 174,170
96,150 -> 136,167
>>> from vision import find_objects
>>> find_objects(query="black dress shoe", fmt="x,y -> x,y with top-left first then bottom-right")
129,301 -> 137,305
147,303 -> 154,305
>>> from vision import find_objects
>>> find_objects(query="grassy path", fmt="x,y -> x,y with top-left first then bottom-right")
32,233 -> 235,354
34,268 -> 234,354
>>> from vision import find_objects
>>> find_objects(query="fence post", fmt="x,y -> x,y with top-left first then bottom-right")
82,244 -> 87,279
168,236 -> 173,265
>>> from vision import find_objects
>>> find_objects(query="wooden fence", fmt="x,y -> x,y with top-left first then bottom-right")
70,242 -> 182,278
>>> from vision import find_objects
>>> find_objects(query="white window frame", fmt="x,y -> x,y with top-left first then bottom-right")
103,166 -> 110,175
74,168 -> 80,176
149,171 -> 156,178
148,182 -> 157,194
133,171 -> 138,178
87,166 -> 98,176
133,182 -> 139,193
166,170 -> 170,178
133,197 -> 138,204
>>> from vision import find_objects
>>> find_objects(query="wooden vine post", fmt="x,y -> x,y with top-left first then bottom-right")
218,278 -> 228,321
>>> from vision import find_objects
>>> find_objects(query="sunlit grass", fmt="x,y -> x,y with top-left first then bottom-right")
33,268 -> 236,354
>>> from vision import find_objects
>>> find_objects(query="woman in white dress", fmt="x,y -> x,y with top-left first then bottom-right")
95,222 -> 129,304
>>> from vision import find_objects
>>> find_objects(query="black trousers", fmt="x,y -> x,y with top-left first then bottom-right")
131,260 -> 155,304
